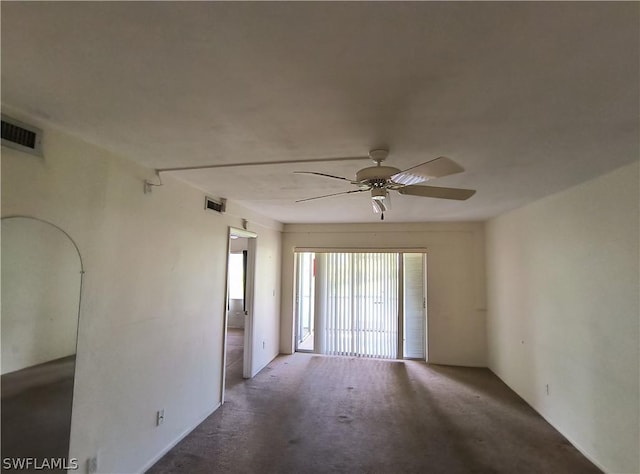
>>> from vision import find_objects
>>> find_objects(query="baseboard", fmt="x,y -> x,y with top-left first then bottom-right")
546,423 -> 608,473
138,402 -> 221,473
250,351 -> 280,378
139,353 -> 284,472
487,369 -> 609,473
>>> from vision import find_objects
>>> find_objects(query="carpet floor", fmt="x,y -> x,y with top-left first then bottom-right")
148,354 -> 600,474
1,356 -> 75,474
225,328 -> 244,390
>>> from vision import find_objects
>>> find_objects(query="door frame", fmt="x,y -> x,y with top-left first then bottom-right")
293,251 -> 315,353
220,227 -> 257,404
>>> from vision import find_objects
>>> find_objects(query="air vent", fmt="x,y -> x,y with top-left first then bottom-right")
205,197 -> 226,214
1,114 -> 43,157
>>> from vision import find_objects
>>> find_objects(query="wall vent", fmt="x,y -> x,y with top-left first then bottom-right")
205,197 -> 226,214
1,114 -> 43,157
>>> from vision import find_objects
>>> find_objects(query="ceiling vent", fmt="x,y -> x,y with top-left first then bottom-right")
205,197 -> 226,214
1,114 -> 43,157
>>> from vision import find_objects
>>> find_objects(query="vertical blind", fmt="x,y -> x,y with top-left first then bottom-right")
403,253 -> 425,359
318,253 -> 399,359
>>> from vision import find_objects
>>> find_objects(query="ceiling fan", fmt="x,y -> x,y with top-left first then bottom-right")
295,149 -> 476,220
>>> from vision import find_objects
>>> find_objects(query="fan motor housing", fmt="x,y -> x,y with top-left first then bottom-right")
356,166 -> 400,183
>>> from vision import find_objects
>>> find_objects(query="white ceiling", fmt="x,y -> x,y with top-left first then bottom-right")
2,2 -> 638,224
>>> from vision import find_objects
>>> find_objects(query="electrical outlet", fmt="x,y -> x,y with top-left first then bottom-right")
87,455 -> 98,474
546,384 -> 549,396
156,409 -> 165,426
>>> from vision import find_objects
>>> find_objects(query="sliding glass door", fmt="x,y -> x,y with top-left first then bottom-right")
295,251 -> 426,360
318,252 -> 399,358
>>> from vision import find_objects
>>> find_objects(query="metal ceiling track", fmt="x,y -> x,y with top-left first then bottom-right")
156,155 -> 370,174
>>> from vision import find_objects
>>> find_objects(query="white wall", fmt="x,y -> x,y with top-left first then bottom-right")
486,161 -> 639,473
280,222 -> 486,366
1,217 -> 81,374
1,107 -> 282,473
249,228 -> 282,376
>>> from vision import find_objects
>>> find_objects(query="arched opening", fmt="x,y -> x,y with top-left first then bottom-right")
1,216 -> 83,471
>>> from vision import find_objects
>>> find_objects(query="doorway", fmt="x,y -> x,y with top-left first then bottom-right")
221,227 -> 257,403
294,251 -> 427,360
225,237 -> 248,389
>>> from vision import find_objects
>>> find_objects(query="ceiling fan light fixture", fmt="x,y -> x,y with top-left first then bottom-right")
371,187 -> 387,201
372,199 -> 385,213
371,189 -> 391,213
371,188 -> 387,201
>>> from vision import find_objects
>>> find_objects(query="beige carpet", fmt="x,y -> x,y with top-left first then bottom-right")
1,356 -> 75,474
225,328 -> 244,389
148,353 -> 600,474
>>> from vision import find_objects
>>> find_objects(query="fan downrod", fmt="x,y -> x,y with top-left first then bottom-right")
369,149 -> 389,166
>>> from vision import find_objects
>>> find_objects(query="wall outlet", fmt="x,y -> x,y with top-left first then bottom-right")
546,384 -> 549,396
87,455 -> 98,474
156,409 -> 165,426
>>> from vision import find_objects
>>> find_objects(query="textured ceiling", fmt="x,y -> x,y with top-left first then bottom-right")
1,2 -> 638,223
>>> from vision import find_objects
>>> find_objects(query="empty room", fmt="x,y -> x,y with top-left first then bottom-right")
1,2 -> 638,474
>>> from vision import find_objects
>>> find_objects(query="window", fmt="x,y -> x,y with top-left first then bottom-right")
228,253 -> 244,300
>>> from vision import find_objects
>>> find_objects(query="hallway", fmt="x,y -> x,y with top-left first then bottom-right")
225,328 -> 244,389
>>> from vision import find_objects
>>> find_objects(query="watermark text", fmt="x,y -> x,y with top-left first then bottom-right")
2,457 -> 79,471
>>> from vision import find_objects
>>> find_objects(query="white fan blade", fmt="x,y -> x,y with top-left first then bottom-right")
296,189 -> 367,203
397,185 -> 476,200
391,157 -> 465,186
294,171 -> 354,183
